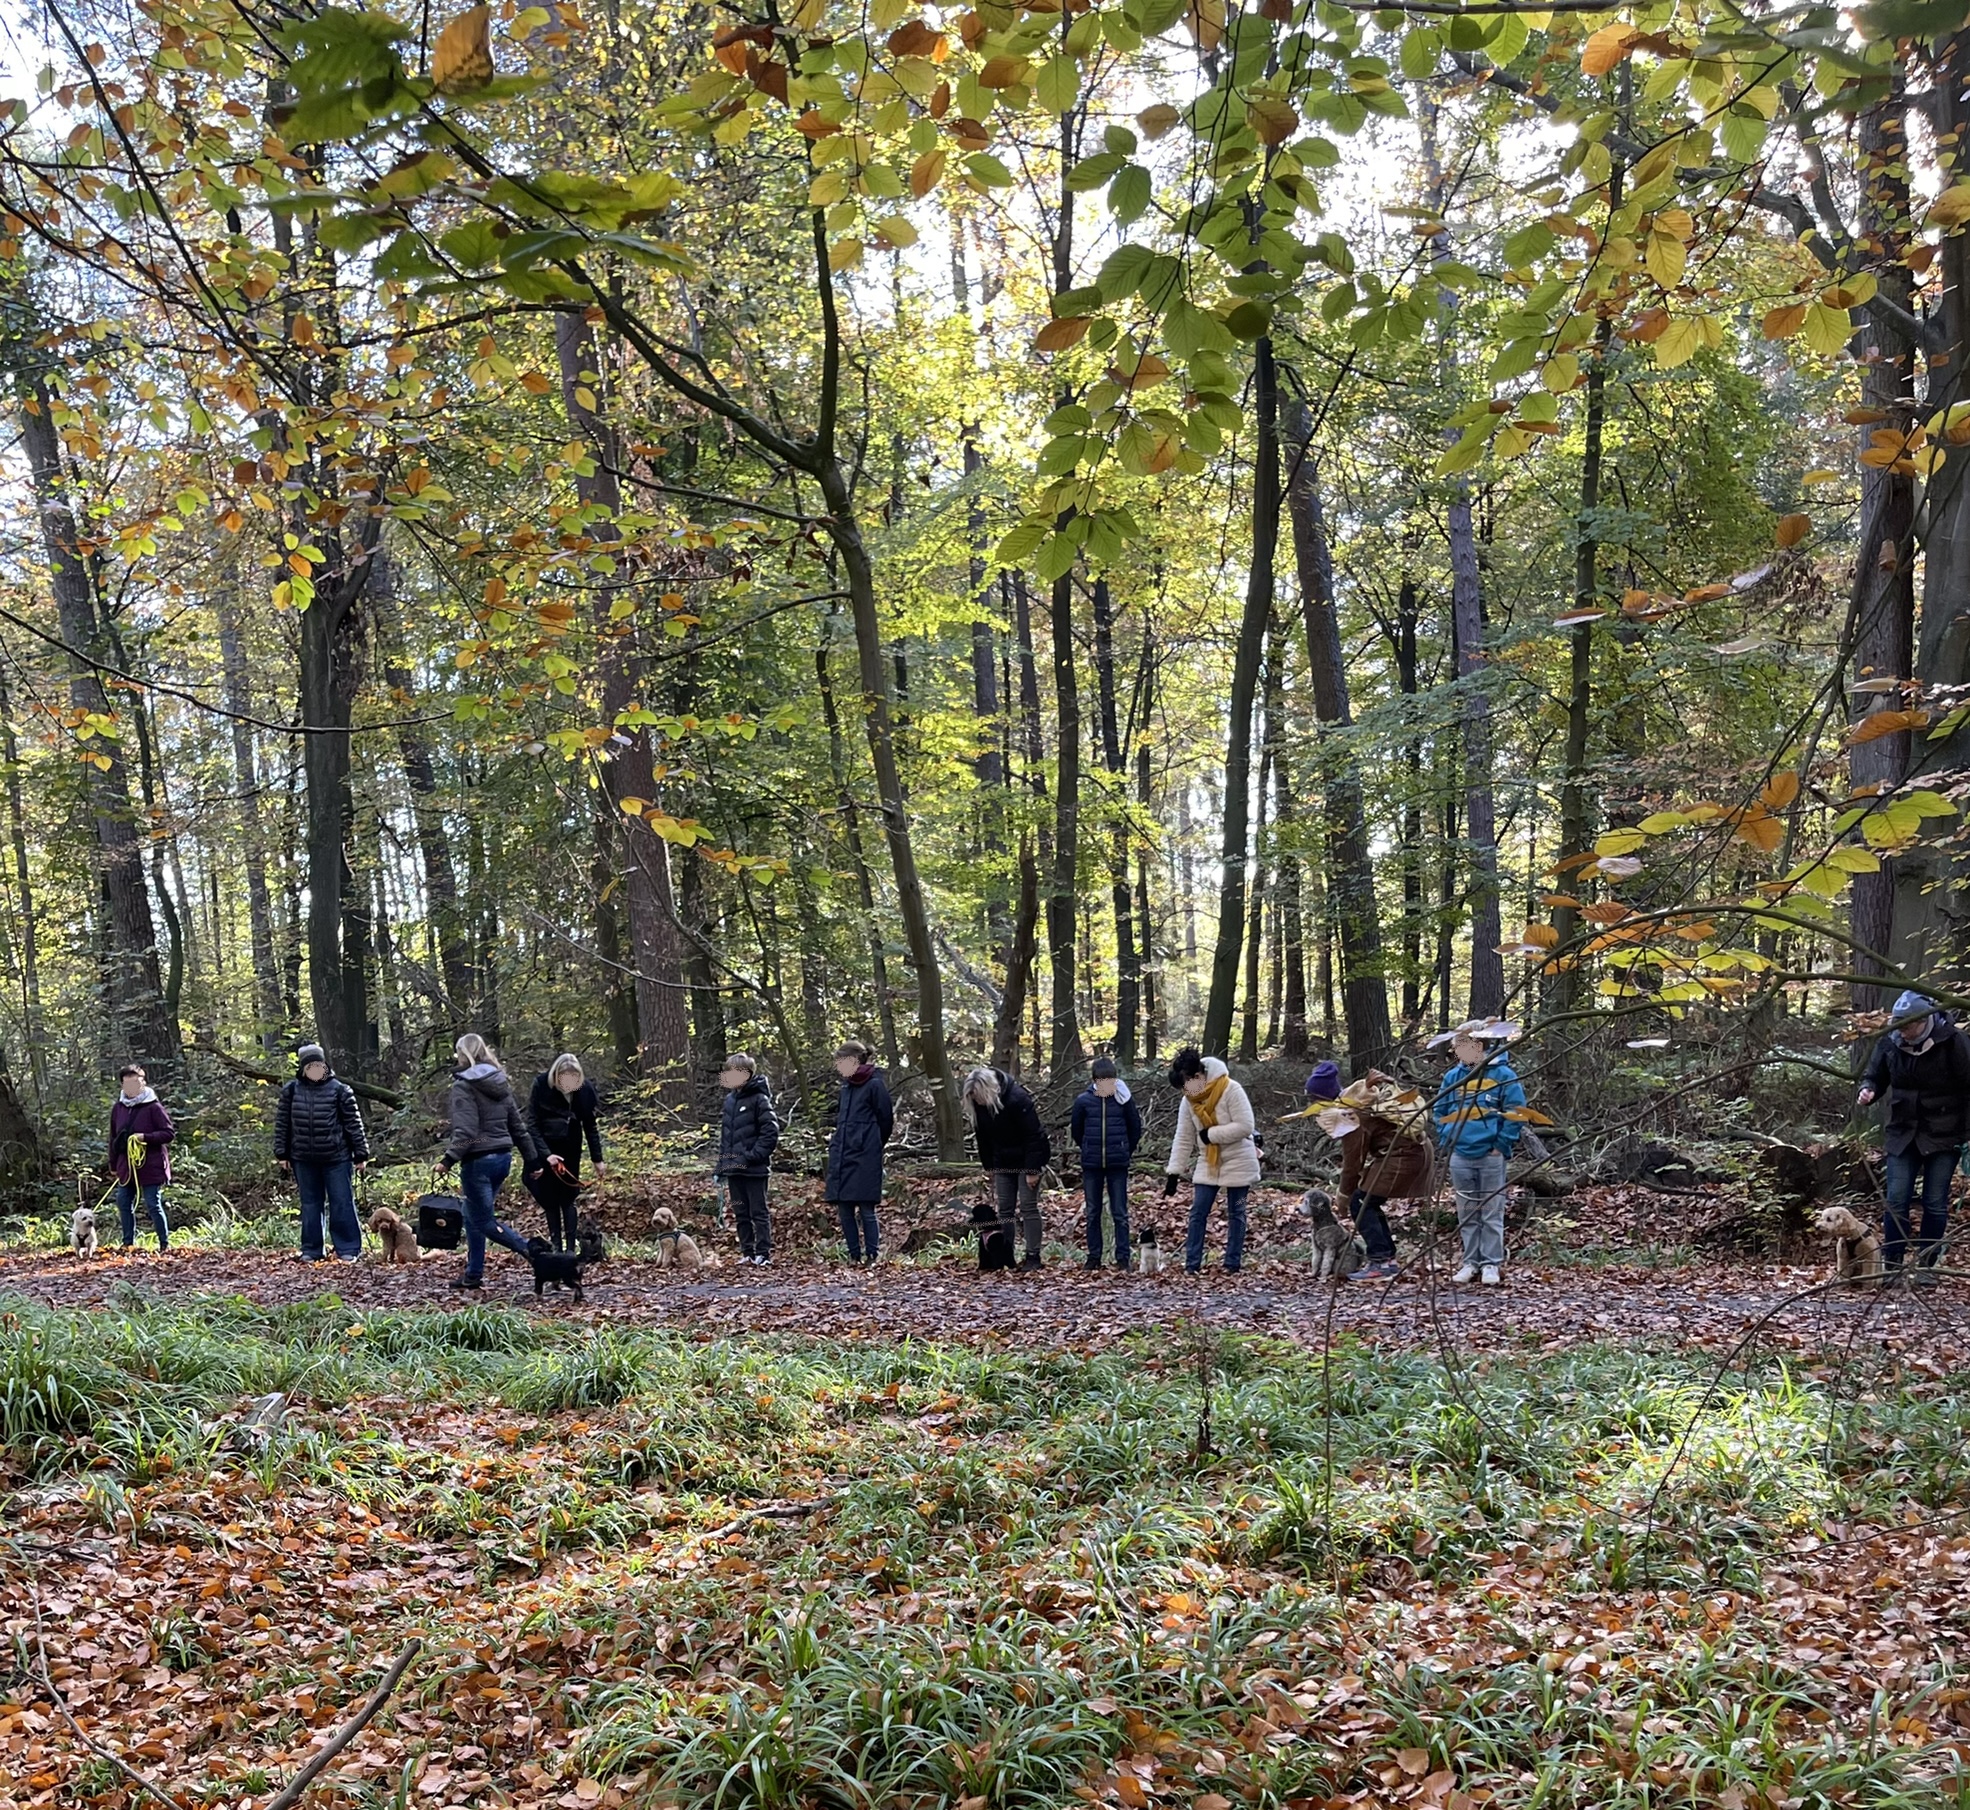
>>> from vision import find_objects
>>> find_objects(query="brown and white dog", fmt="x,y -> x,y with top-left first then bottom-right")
369,1206 -> 425,1265
1813,1203 -> 1883,1284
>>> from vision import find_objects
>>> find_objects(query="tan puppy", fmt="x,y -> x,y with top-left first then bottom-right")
369,1206 -> 424,1265
1813,1203 -> 1883,1284
652,1205 -> 711,1272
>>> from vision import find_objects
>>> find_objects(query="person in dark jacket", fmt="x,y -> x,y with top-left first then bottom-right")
825,1040 -> 893,1266
276,1042 -> 370,1263
1313,1063 -> 1433,1282
525,1054 -> 604,1251
964,1064 -> 1051,1271
107,1063 -> 174,1251
1858,989 -> 1970,1279
716,1053 -> 781,1265
1070,1057 -> 1141,1270
436,1033 -> 545,1290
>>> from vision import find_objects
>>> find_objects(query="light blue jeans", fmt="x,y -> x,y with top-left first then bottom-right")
1448,1148 -> 1509,1268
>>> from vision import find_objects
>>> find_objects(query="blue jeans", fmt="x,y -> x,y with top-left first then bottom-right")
1448,1148 -> 1509,1268
836,1202 -> 879,1262
294,1159 -> 360,1261
1185,1182 -> 1247,1273
115,1181 -> 168,1250
459,1151 -> 530,1281
1083,1169 -> 1132,1267
1882,1147 -> 1955,1269
1349,1190 -> 1398,1263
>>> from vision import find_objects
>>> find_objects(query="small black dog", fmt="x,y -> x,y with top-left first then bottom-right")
969,1198 -> 1014,1272
526,1236 -> 594,1302
577,1215 -> 607,1266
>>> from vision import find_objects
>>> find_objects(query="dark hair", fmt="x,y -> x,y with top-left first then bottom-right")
834,1039 -> 871,1063
1091,1056 -> 1119,1080
118,1064 -> 145,1081
1166,1047 -> 1206,1089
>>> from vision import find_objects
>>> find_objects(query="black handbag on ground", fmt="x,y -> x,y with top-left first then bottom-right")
416,1194 -> 464,1250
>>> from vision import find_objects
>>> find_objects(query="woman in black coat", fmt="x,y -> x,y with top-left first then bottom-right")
963,1065 -> 1051,1271
1857,991 -> 1970,1277
525,1053 -> 604,1250
716,1054 -> 781,1264
825,1040 -> 893,1266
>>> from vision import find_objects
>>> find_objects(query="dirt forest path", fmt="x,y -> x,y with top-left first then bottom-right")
5,1242 -> 1963,1364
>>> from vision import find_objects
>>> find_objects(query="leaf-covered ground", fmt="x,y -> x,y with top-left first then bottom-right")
3,1191 -> 1968,1810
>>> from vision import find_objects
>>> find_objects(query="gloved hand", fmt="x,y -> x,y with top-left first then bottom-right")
1163,1171 -> 1181,1198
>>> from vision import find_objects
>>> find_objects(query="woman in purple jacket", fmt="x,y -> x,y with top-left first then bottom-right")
107,1063 -> 174,1251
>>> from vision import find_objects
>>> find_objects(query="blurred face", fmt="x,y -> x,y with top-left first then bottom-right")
556,1069 -> 582,1095
1182,1073 -> 1209,1099
720,1063 -> 748,1090
1095,1077 -> 1118,1098
120,1070 -> 145,1099
303,1060 -> 328,1083
1900,1016 -> 1934,1045
1452,1036 -> 1486,1067
835,1055 -> 860,1078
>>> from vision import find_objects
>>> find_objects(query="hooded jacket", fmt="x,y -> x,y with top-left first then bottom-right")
109,1091 -> 174,1186
1863,1014 -> 1970,1156
1338,1114 -> 1433,1201
1070,1080 -> 1142,1172
528,1074 -> 603,1166
1165,1057 -> 1260,1188
1432,1055 -> 1527,1160
971,1069 -> 1052,1173
825,1065 -> 894,1204
444,1063 -> 543,1167
276,1061 -> 369,1166
717,1074 -> 782,1178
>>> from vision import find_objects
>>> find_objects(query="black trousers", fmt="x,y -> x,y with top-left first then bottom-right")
524,1162 -> 582,1249
728,1172 -> 771,1258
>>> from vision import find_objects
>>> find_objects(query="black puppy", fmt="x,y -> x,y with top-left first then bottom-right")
527,1235 -> 591,1302
969,1198 -> 1014,1273
576,1215 -> 607,1266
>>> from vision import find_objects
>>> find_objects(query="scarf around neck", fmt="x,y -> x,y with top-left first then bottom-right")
1189,1072 -> 1231,1173
118,1087 -> 157,1109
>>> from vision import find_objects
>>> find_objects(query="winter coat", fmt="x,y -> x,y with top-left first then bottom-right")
1863,1016 -> 1970,1157
825,1066 -> 894,1205
275,1068 -> 369,1166
972,1070 -> 1052,1173
444,1064 -> 544,1167
528,1075 -> 603,1166
1338,1115 -> 1433,1201
1432,1057 -> 1526,1160
1166,1058 -> 1261,1189
717,1075 -> 782,1178
1070,1082 -> 1142,1172
108,1094 -> 174,1186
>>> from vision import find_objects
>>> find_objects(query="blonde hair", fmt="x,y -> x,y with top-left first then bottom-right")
961,1065 -> 1002,1125
547,1053 -> 585,1088
454,1032 -> 496,1069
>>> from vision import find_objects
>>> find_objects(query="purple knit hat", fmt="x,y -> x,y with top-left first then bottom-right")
1305,1061 -> 1342,1101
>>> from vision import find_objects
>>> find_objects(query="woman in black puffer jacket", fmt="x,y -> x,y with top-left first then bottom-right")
525,1053 -> 604,1250
276,1043 -> 370,1263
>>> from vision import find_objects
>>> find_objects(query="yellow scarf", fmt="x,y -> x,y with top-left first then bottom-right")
1189,1073 -> 1230,1173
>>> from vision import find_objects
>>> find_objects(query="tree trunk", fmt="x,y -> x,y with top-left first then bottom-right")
1134,643 -> 1161,1061
1091,576 -> 1140,1060
1266,608 -> 1309,1060
1284,397 -> 1393,1071
1395,565 -> 1424,1023
993,570 -> 1046,1070
18,379 -> 178,1070
1202,334 -> 1280,1056
1239,730 -> 1272,1062
1046,563 -> 1085,1071
0,657 -> 42,1097
1849,85 -> 1917,1005
216,579 -> 283,1049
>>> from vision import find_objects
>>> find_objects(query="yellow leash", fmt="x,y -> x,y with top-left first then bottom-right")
88,1133 -> 150,1215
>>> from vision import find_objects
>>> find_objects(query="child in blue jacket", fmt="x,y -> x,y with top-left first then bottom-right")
1430,1024 -> 1526,1287
1071,1057 -> 1143,1270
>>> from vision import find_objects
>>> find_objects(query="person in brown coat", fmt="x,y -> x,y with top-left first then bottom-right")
1310,1064 -> 1434,1281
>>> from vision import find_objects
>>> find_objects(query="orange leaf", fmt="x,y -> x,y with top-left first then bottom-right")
1761,303 -> 1807,339
909,149 -> 945,197
1732,809 -> 1783,853
1844,406 -> 1888,425
1034,316 -> 1090,352
1523,922 -> 1560,949
886,20 -> 945,56
795,109 -> 840,139
1759,770 -> 1801,810
432,3 -> 494,94
1852,707 -> 1931,744
1775,512 -> 1811,548
1108,354 -> 1169,390
1581,23 -> 1637,75
977,54 -> 1028,88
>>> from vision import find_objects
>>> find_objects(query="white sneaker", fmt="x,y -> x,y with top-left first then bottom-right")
1451,1263 -> 1477,1285
1481,1265 -> 1501,1287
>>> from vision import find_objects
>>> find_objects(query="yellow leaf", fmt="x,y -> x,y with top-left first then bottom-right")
828,237 -> 864,271
1138,103 -> 1182,140
1802,467 -> 1840,482
432,3 -> 494,94
1928,182 -> 1970,229
791,0 -> 825,25
872,215 -> 917,249
617,796 -> 650,815
1186,0 -> 1225,50
1540,353 -> 1579,392
1775,512 -> 1811,548
1581,23 -> 1636,75
1644,231 -> 1686,289
1652,317 -> 1703,368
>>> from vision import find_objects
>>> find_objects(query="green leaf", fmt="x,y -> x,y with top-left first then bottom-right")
964,152 -> 1015,188
1111,164 -> 1152,224
1501,221 -> 1554,268
1719,110 -> 1768,162
1037,53 -> 1078,115
1803,300 -> 1852,356
1094,243 -> 1152,302
1399,26 -> 1441,78
1035,530 -> 1078,583
1066,151 -> 1125,193
994,520 -> 1049,566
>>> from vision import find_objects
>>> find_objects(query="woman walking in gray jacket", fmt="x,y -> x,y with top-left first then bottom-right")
435,1033 -> 545,1290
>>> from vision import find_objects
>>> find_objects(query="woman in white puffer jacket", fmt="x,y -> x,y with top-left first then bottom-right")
1164,1048 -> 1260,1273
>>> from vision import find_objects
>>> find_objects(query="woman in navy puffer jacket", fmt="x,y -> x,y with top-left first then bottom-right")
1070,1057 -> 1142,1270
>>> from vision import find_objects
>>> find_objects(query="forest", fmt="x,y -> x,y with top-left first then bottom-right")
3,0 -> 1970,1806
